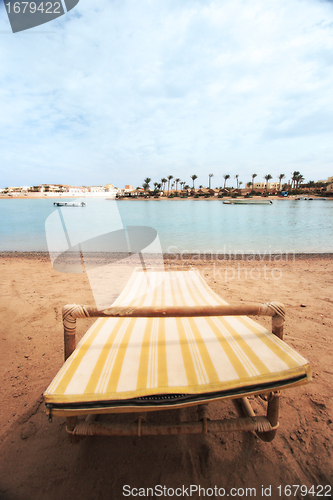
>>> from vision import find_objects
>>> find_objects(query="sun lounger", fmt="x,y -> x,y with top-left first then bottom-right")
44,269 -> 311,442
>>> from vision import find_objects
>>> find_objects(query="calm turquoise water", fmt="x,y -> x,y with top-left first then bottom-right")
0,198 -> 332,254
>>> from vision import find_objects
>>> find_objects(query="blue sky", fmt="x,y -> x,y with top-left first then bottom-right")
1,0 -> 333,189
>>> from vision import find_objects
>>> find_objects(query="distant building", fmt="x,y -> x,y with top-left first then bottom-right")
105,184 -> 119,196
7,186 -> 31,192
326,176 -> 333,192
88,186 -> 105,193
42,184 -> 63,192
253,182 -> 280,191
68,186 -> 88,194
29,184 -> 65,192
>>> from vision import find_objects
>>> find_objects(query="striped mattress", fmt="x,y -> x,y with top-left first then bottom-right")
44,269 -> 311,415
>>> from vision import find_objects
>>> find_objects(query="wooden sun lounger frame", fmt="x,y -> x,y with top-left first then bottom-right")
61,301 -> 286,443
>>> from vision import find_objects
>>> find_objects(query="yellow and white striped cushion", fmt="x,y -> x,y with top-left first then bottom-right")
44,270 -> 311,411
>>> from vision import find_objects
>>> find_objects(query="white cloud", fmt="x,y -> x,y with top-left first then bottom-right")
0,0 -> 333,188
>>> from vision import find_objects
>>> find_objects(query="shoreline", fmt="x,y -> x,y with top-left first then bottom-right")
0,194 -> 330,201
1,251 -> 333,260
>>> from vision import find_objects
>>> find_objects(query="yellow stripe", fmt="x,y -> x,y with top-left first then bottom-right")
136,318 -> 153,390
150,319 -> 159,387
106,318 -> 137,393
128,272 -> 148,306
151,272 -> 160,308
133,273 -> 151,307
157,272 -> 165,307
204,317 -> 250,379
83,318 -> 125,395
157,320 -> 168,388
168,274 -> 220,387
176,277 -> 227,383
175,318 -> 198,387
53,318 -> 109,395
165,272 -> 178,306
172,272 -> 186,306
237,316 -> 300,368
180,273 -> 203,307
183,319 -> 207,385
155,277 -> 168,388
187,318 -> 220,384
198,275 -> 227,305
190,271 -> 227,305
216,317 -> 269,375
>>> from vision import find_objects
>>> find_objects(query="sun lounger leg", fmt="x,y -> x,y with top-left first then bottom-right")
234,395 -> 279,442
134,413 -> 147,437
272,314 -> 284,340
198,404 -> 209,435
257,392 -> 279,442
66,417 -> 82,443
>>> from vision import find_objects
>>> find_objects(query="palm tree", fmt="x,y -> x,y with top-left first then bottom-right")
246,182 -> 252,188
278,174 -> 285,190
208,173 -> 214,190
175,178 -> 180,191
264,174 -> 272,191
190,175 -> 198,189
251,173 -> 257,191
223,174 -> 230,189
167,175 -> 173,195
161,178 -> 167,191
235,174 -> 239,190
144,178 -> 151,190
296,173 -> 304,189
291,171 -> 301,190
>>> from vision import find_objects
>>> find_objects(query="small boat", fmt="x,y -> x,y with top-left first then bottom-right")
223,199 -> 273,205
53,201 -> 86,207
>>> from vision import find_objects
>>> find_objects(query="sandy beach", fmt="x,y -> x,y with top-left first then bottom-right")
0,253 -> 332,499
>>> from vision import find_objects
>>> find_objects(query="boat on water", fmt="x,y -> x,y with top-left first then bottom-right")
53,201 -> 86,207
296,197 -> 327,201
223,199 -> 273,205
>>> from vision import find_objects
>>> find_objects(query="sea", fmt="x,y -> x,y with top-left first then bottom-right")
0,197 -> 332,256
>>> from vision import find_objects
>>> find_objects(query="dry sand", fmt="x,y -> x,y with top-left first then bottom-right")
0,253 -> 332,500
